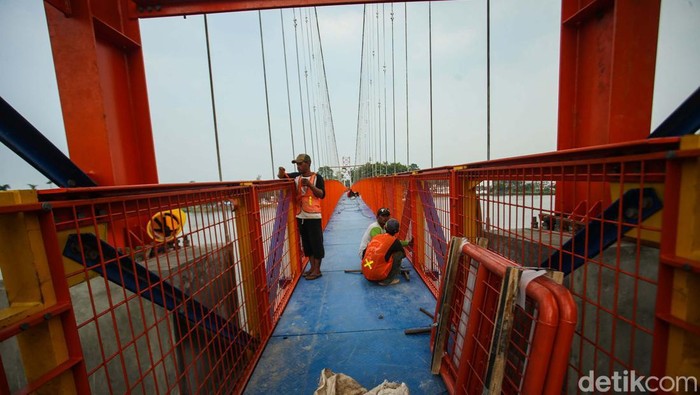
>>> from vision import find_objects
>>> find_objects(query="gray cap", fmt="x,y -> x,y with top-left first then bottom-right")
385,218 -> 399,235
292,153 -> 311,164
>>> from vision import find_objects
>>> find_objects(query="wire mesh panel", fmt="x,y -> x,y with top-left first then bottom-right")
413,173 -> 451,294
440,244 -> 563,395
457,147 -> 669,393
0,182 -> 292,394
255,186 -> 294,322
342,140 -> 696,394
52,187 -> 254,394
440,253 -> 480,389
0,178 -> 352,394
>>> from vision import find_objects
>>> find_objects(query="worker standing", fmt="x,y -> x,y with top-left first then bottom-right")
278,154 -> 326,280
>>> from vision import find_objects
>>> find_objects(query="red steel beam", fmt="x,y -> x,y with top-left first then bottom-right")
45,0 -> 158,186
43,0 -> 661,192
556,0 -> 660,212
130,0 -> 433,19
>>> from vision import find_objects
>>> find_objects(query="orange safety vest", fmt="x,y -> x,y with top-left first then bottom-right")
296,173 -> 322,214
361,233 -> 396,281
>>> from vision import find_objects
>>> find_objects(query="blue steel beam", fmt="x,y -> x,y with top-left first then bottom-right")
540,188 -> 663,275
0,96 -> 96,188
63,233 -> 255,348
649,85 -> 700,138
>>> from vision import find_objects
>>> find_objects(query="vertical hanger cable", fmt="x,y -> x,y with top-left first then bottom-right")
280,10 -> 296,157
204,15 -> 224,181
405,3 -> 410,166
258,11 -> 275,178
487,0 -> 491,160
391,3 -> 396,166
355,5 -> 368,170
314,7 -> 340,167
293,9 -> 308,154
429,2 -> 434,168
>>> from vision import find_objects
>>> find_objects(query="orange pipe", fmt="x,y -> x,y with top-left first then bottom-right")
539,277 -> 578,395
453,243 -> 561,395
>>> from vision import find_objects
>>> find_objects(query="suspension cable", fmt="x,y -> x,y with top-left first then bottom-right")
302,11 -> 317,167
306,10 -> 321,167
280,10 -> 295,157
293,9 -> 308,154
310,9 -> 323,166
487,0 -> 491,160
204,15 -> 223,181
258,11 -> 275,178
375,5 -> 381,173
391,3 -> 396,165
314,7 -> 340,167
405,2 -> 410,166
383,4 -> 388,173
355,4 -> 367,169
429,2 -> 434,168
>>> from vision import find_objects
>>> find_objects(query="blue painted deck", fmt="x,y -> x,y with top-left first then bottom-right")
244,196 -> 446,394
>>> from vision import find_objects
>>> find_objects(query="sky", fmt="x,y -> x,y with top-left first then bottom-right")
1,0 -> 699,188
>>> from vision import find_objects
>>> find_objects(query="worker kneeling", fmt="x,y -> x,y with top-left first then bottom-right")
361,218 -> 405,286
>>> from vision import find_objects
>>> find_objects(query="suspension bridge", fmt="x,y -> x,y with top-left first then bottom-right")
1,1 -> 699,394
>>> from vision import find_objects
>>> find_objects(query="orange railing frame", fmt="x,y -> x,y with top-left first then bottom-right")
2,136 -> 699,393
351,136 -> 699,394
0,179 -> 340,394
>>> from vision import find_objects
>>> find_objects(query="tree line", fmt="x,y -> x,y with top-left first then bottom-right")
478,180 -> 555,195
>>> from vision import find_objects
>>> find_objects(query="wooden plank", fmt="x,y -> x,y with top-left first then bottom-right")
483,266 -> 522,394
430,237 -> 466,374
545,269 -> 564,285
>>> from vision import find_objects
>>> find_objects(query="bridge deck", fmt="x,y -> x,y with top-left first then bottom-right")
244,196 -> 446,393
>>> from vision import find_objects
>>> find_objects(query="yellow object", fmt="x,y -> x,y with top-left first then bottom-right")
0,190 -> 77,393
147,209 -> 187,242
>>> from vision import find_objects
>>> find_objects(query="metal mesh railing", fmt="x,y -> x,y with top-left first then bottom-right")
352,137 -> 696,394
0,179 -> 345,394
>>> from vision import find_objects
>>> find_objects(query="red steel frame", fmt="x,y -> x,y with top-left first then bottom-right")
556,0 -> 661,213
3,137 -> 695,393
41,0 -> 662,190
12,0 -> 672,392
40,0 -> 432,187
45,0 -> 158,186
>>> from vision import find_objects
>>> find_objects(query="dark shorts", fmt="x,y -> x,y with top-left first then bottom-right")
297,218 -> 324,259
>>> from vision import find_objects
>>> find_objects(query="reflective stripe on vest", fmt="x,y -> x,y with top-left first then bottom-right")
361,233 -> 396,281
296,173 -> 322,214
